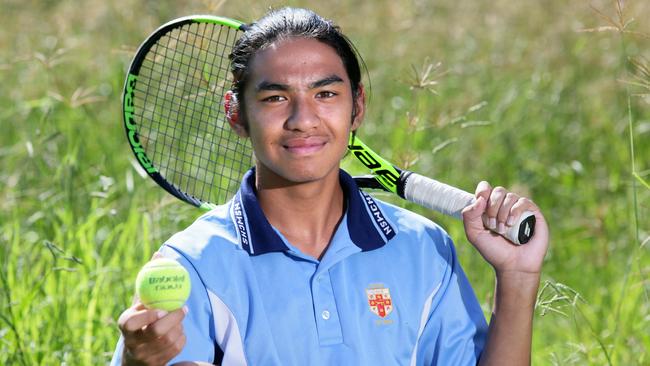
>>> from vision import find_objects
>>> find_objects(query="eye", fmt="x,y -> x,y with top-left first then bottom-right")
316,91 -> 337,99
261,95 -> 287,103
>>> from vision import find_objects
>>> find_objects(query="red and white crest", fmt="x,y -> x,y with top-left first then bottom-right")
366,286 -> 393,318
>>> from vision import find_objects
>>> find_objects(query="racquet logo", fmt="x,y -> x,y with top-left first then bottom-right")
348,144 -> 399,192
124,73 -> 157,174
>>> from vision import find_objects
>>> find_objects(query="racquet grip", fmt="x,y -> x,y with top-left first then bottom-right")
401,172 -> 535,245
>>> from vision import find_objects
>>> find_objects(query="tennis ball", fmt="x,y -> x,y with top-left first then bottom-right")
135,258 -> 191,312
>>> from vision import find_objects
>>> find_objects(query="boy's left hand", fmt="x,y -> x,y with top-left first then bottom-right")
461,181 -> 549,276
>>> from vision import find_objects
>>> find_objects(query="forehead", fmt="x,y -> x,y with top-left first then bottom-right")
245,37 -> 349,86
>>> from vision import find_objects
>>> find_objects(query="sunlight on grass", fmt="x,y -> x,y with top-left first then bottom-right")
0,0 -> 648,364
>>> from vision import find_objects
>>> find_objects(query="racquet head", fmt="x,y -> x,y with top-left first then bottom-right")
123,15 -> 250,210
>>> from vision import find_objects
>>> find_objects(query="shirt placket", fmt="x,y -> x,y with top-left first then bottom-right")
311,269 -> 343,345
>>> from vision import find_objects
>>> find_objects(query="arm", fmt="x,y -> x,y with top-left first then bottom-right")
111,250 -> 217,366
462,181 -> 549,365
412,233 -> 488,365
479,271 -> 540,365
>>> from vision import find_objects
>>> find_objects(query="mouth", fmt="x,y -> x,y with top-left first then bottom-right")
282,136 -> 328,155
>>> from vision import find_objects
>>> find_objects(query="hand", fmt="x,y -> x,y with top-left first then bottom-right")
118,301 -> 188,366
461,181 -> 549,276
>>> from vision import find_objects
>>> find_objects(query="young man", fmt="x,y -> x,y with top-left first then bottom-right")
112,7 -> 548,366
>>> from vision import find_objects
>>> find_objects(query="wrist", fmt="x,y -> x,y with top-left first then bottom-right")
495,269 -> 541,284
494,271 -> 541,310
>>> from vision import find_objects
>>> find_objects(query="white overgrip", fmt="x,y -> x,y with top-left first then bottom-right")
402,172 -> 534,245
402,172 -> 474,219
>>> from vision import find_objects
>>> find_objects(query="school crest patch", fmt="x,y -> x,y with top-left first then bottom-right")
366,285 -> 393,318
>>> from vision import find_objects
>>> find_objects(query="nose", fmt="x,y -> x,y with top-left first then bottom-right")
285,96 -> 319,132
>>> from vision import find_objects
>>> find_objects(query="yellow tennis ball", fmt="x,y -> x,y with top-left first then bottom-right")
135,258 -> 191,312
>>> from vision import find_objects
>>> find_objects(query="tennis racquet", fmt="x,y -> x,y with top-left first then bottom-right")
122,15 -> 535,245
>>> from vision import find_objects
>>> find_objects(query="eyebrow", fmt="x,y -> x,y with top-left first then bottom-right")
255,74 -> 344,92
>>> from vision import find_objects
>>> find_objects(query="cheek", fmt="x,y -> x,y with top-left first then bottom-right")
246,106 -> 293,146
331,100 -> 356,125
245,113 -> 280,155
247,124 -> 269,150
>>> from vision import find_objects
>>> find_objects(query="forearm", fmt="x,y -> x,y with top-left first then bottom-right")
478,271 -> 540,366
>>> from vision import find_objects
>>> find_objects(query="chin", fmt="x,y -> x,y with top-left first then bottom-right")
281,167 -> 331,183
257,161 -> 339,186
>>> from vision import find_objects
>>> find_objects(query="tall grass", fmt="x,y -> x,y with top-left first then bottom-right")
1,0 -> 648,364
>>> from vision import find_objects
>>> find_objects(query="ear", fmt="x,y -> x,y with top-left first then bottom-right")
351,83 -> 366,131
224,90 -> 248,137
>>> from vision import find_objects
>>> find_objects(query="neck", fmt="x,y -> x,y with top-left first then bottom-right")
255,168 -> 344,260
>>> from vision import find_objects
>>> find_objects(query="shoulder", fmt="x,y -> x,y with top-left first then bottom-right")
370,196 -> 456,263
161,202 -> 245,270
374,197 -> 452,243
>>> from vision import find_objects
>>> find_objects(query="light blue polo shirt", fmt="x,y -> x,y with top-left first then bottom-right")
111,169 -> 487,365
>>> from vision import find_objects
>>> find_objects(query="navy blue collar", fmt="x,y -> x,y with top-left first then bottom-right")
230,169 -> 397,256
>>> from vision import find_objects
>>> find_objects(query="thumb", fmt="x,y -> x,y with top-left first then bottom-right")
462,195 -> 488,232
462,196 -> 494,245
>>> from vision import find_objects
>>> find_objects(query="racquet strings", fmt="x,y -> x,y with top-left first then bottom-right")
132,22 -> 252,205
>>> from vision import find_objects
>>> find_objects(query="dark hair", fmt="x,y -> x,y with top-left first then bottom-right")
229,7 -> 364,104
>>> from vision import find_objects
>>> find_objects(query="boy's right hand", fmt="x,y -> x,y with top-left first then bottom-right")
118,301 -> 188,366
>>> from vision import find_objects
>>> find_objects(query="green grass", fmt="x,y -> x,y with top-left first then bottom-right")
1,0 -> 648,364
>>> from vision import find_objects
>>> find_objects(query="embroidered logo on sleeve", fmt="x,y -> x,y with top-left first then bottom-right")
366,284 -> 393,318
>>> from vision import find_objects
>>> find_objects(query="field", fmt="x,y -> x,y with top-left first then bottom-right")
1,0 -> 648,364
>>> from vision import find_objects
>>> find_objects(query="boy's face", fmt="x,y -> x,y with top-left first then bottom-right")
234,37 -> 364,186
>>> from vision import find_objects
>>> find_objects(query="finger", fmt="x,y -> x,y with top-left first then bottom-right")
497,192 -> 519,233
136,321 -> 184,353
159,322 -> 187,356
510,197 -> 537,223
142,306 -> 187,340
119,306 -> 165,334
462,195 -> 488,229
485,186 -> 507,230
151,251 -> 163,260
474,180 -> 492,201
160,331 -> 187,365
131,321 -> 187,365
473,181 -> 492,228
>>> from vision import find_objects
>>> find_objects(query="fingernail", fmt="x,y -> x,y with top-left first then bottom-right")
498,222 -> 505,234
507,216 -> 514,226
156,310 -> 168,319
182,305 -> 188,314
489,218 -> 497,230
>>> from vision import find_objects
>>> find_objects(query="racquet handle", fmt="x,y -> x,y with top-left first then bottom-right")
401,172 -> 536,245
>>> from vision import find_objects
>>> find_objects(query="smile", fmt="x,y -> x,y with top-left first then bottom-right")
282,137 -> 328,155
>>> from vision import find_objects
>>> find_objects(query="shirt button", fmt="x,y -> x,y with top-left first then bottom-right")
321,310 -> 330,320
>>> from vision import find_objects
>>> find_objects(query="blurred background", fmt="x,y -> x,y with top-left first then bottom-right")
1,0 -> 648,364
